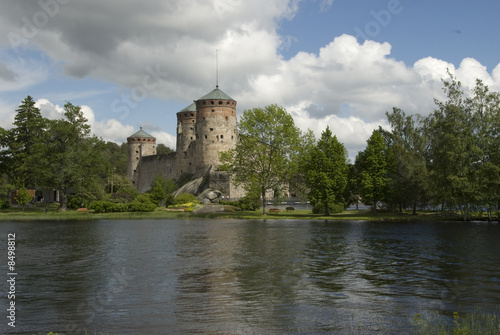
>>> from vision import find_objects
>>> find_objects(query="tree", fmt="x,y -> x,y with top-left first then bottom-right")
219,104 -> 304,215
15,186 -> 32,211
39,102 -> 107,211
101,141 -> 128,176
427,74 -> 480,219
8,96 -> 45,187
383,108 -> 430,214
355,130 -> 390,212
149,175 -> 176,206
156,143 -> 174,155
466,79 -> 500,220
303,126 -> 348,215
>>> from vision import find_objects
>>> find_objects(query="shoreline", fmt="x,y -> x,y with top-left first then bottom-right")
0,205 -> 493,222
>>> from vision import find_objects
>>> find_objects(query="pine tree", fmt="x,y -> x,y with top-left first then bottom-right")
9,96 -> 45,187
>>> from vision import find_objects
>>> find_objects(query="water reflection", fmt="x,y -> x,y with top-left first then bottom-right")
0,219 -> 499,334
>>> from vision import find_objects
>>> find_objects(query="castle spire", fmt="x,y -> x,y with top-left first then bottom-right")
216,49 -> 219,89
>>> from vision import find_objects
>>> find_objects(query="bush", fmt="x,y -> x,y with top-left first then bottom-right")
128,201 -> 156,212
89,199 -> 156,213
68,196 -> 91,209
89,201 -> 114,213
174,193 -> 199,205
0,198 -> 10,209
220,200 -> 239,207
312,202 -> 345,215
238,194 -> 261,211
134,194 -> 153,204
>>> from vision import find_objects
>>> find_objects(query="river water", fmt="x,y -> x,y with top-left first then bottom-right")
0,219 -> 499,334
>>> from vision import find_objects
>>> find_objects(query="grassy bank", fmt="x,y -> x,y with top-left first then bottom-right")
0,203 -> 474,222
411,310 -> 500,335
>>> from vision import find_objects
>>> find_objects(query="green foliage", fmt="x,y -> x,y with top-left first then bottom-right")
382,108 -> 430,214
89,196 -> 157,213
156,143 -> 174,155
67,196 -> 90,209
219,104 -> 305,215
8,96 -> 45,187
101,142 -> 128,176
412,310 -> 500,335
174,193 -> 199,205
127,201 -> 156,212
303,126 -> 348,215
312,202 -> 344,215
134,193 -> 153,203
89,201 -> 115,213
15,186 -> 32,210
355,130 -> 391,212
111,174 -> 140,200
237,192 -> 261,211
149,175 -> 176,206
0,199 -> 9,209
38,102 -> 108,211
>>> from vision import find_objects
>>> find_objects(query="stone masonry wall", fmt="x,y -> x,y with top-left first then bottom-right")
135,153 -> 177,193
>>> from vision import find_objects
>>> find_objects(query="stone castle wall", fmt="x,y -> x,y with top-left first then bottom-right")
134,153 -> 177,193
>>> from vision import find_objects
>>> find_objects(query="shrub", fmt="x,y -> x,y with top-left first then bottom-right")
312,202 -> 345,215
220,200 -> 239,207
128,201 -> 156,212
68,196 -> 91,209
112,203 -> 129,212
174,193 -> 199,205
238,194 -> 261,211
134,194 -> 153,204
164,194 -> 175,207
0,198 -> 10,209
89,199 -> 156,213
89,201 -> 114,213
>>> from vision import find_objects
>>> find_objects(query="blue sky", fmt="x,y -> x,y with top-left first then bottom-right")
1,0 -> 499,160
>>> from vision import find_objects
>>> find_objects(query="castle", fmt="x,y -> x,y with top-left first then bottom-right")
127,86 -> 244,199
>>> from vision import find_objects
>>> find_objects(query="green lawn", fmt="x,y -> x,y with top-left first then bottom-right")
0,203 -> 470,222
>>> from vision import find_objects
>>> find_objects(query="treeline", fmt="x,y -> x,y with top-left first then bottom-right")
0,96 -> 173,210
220,75 -> 500,220
358,75 -> 500,220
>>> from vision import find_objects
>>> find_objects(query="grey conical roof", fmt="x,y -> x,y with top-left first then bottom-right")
128,127 -> 155,139
197,87 -> 235,101
178,102 -> 197,113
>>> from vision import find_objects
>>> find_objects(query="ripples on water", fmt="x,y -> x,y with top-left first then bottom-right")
1,219 -> 499,334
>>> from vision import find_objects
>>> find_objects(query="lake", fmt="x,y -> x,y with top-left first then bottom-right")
1,219 -> 499,334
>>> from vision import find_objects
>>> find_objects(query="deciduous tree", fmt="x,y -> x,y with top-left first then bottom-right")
39,102 -> 106,211
219,104 -> 304,215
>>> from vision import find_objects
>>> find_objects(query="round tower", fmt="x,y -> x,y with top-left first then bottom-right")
127,127 -> 156,186
176,103 -> 197,176
194,87 -> 237,177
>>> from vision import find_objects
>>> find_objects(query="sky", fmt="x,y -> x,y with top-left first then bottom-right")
1,0 -> 500,161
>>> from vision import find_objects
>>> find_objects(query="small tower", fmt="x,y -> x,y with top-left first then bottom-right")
176,102 -> 197,176
194,87 -> 237,177
127,127 -> 156,186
